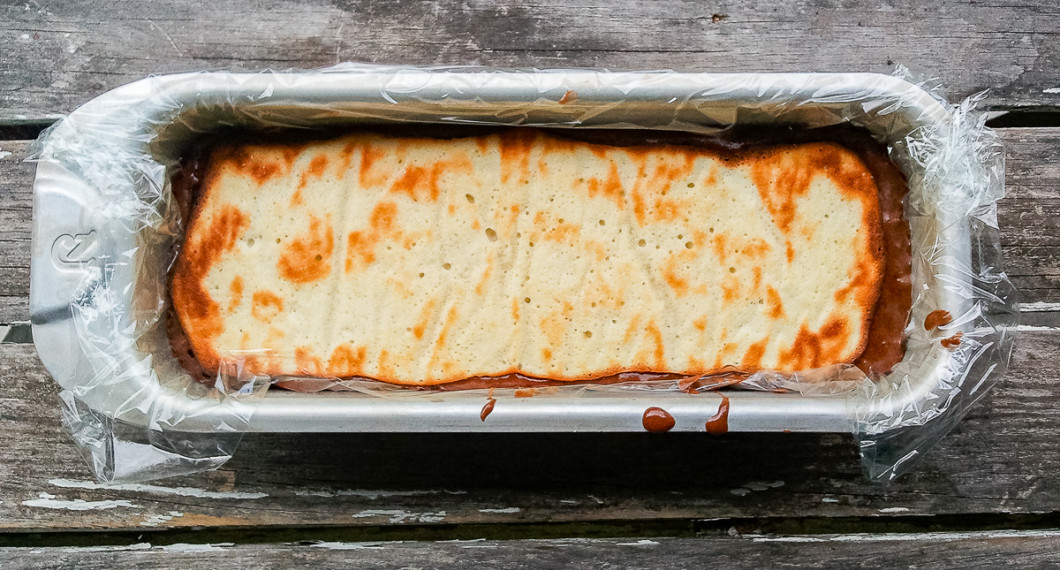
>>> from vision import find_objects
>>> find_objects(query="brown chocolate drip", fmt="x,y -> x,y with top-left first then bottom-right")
169,124 -> 911,387
924,309 -> 952,331
705,396 -> 730,434
480,398 -> 497,421
642,407 -> 676,433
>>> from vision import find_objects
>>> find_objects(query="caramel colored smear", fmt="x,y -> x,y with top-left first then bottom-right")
924,309 -> 952,331
941,332 -> 963,349
480,398 -> 497,421
705,396 -> 730,434
642,407 -> 676,433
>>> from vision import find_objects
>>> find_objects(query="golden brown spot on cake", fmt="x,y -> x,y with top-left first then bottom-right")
428,305 -> 461,371
345,231 -> 374,270
370,201 -> 398,232
712,233 -> 729,263
834,265 -> 874,303
644,321 -> 666,369
345,202 -> 401,272
779,317 -> 850,370
540,308 -> 570,347
721,276 -> 739,302
471,219 -> 481,231
651,197 -> 685,223
328,344 -> 367,374
474,256 -> 494,296
537,156 -> 550,176
295,346 -> 325,376
750,143 -> 876,235
171,205 -> 249,362
766,286 -> 785,319
631,187 -> 647,225
338,140 -> 358,174
232,153 -> 283,186
358,146 -> 387,187
251,290 -> 284,322
227,276 -> 244,313
752,266 -> 763,291
297,154 -> 329,189
544,222 -> 580,244
662,256 -> 689,296
542,348 -> 553,362
412,299 -> 437,340
586,163 -> 625,208
693,317 -> 707,332
742,238 -> 771,259
498,130 -> 534,184
623,314 -> 642,345
741,339 -> 768,369
511,297 -> 520,321
391,165 -> 439,202
377,349 -> 395,379
785,240 -> 795,263
278,215 -> 333,284
704,166 -> 718,186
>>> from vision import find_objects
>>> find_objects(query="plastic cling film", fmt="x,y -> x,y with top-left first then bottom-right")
28,65 -> 1015,482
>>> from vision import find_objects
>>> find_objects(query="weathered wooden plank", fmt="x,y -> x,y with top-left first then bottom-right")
0,141 -> 32,323
1,0 -> 1059,123
3,531 -> 1060,569
0,328 -> 1056,531
2,127 -> 1057,324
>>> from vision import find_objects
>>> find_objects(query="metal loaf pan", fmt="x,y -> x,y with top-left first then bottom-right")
29,70 -> 966,433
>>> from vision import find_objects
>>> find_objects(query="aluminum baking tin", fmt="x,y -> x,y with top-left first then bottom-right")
30,70 -> 969,433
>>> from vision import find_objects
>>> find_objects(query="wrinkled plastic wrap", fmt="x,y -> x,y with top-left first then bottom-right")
29,64 -> 1016,483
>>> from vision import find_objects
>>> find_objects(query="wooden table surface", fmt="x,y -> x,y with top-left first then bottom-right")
2,1 -> 1058,567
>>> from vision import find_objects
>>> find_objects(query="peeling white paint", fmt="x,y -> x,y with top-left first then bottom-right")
1014,324 -> 1059,332
478,507 -> 521,514
0,150 -> 12,160
295,488 -> 465,499
49,478 -> 267,500
753,529 -> 1060,543
310,542 -> 387,550
352,509 -> 447,524
879,506 -> 911,513
1043,87 -> 1060,94
141,511 -> 184,527
22,492 -> 139,511
158,543 -> 234,553
617,539 -> 659,546
28,543 -> 153,554
1018,301 -> 1060,312
821,497 -> 840,503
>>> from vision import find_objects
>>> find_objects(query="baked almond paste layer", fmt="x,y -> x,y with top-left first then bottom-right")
172,128 -> 883,386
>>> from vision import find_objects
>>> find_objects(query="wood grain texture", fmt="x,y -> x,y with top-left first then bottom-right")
1,0 -> 1059,123
2,128 -> 1057,325
3,531 -> 1060,569
0,328 -> 1056,531
0,141 -> 31,324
